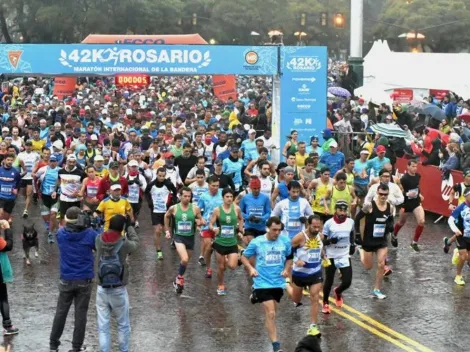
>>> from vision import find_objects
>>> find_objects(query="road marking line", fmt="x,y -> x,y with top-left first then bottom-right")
321,294 -> 433,352
320,300 -> 418,352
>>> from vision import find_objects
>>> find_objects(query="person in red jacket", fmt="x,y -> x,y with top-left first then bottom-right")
96,161 -> 129,201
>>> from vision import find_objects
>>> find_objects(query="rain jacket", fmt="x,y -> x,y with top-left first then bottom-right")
422,138 -> 441,166
95,226 -> 139,286
57,224 -> 99,281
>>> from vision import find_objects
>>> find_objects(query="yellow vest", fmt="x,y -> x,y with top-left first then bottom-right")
329,185 -> 353,214
295,152 -> 308,168
312,179 -> 331,214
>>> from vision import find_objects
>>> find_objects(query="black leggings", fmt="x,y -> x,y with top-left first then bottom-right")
323,258 -> 353,304
0,283 -> 11,327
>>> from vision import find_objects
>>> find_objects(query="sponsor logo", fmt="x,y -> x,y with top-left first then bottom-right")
292,77 -> 316,83
298,84 -> 310,94
58,48 -> 211,69
441,174 -> 453,201
115,38 -> 166,44
291,97 -> 316,103
286,56 -> 322,72
296,104 -> 312,110
7,50 -> 23,69
245,51 -> 259,65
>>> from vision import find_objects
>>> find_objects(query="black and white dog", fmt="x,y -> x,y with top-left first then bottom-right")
22,224 -> 39,265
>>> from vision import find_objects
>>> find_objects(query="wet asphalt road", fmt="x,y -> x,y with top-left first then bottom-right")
1,199 -> 469,352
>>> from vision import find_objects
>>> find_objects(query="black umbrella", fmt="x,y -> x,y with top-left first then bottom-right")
423,105 -> 446,120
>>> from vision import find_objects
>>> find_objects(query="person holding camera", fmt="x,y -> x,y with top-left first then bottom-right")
95,214 -> 139,352
50,206 -> 99,352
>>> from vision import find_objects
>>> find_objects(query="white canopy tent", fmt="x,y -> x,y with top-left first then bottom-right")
358,40 -> 470,100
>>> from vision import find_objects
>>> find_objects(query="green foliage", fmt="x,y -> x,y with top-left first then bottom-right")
0,0 -> 351,45
375,0 -> 470,52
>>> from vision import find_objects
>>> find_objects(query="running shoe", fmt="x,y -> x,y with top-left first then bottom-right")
68,347 -> 87,352
135,220 -> 139,229
410,242 -> 420,252
48,232 -> 55,244
383,265 -> 393,277
443,237 -> 451,254
294,302 -> 304,308
390,235 -> 398,248
322,303 -> 331,314
173,275 -> 184,294
334,287 -> 343,307
452,248 -> 460,266
156,251 -> 163,260
217,285 -> 226,296
3,326 -> 19,335
205,268 -> 212,278
22,209 -> 28,218
198,256 -> 206,266
307,324 -> 321,337
372,289 -> 387,299
302,287 -> 310,296
454,275 -> 465,286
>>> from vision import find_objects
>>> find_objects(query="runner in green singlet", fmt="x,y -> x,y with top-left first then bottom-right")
164,187 -> 205,294
209,187 -> 244,296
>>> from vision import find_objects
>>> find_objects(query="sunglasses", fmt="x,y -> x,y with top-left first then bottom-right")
378,192 -> 389,196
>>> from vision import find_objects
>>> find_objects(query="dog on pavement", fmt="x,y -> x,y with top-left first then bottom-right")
22,224 -> 39,265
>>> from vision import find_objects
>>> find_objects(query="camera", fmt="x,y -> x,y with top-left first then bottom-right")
76,210 -> 101,230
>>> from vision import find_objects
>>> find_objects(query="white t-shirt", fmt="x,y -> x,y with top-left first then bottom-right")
260,176 -> 273,197
18,151 -> 40,180
322,218 -> 354,259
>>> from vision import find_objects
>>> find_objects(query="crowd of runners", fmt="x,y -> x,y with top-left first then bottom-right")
0,75 -> 466,352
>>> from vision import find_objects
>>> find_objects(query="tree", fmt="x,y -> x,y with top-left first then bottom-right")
374,0 -> 470,52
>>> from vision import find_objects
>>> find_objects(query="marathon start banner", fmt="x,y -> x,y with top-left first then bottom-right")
0,44 -> 279,76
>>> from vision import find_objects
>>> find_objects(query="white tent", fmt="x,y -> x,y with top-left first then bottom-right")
360,40 -> 470,99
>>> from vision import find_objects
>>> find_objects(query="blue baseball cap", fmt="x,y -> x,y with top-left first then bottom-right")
50,155 -> 58,162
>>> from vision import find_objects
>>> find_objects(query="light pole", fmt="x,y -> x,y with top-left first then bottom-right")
294,31 -> 307,46
349,0 -> 364,87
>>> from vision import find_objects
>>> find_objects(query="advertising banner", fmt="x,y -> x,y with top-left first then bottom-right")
81,34 -> 237,102
53,77 -> 76,99
393,89 -> 413,103
280,46 -> 328,147
0,44 -> 278,76
395,157 -> 463,216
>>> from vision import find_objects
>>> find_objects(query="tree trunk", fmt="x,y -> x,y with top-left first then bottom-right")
0,7 -> 13,43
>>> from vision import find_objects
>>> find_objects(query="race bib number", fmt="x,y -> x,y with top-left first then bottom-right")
153,199 -> 166,212
220,225 -> 234,238
177,221 -> 192,234
25,162 -> 33,173
0,185 -> 12,195
407,188 -> 419,199
334,256 -> 350,269
373,224 -> 385,238
87,185 -> 98,198
287,220 -> 301,231
265,250 -> 282,266
128,187 -> 139,203
307,249 -> 321,264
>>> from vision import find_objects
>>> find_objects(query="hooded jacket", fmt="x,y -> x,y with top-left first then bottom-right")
422,138 -> 442,166
95,226 -> 139,286
57,224 -> 99,281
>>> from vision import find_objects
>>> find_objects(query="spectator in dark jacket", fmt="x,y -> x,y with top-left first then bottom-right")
0,220 -> 18,335
422,138 -> 442,166
460,142 -> 470,170
445,97 -> 457,119
50,206 -> 99,352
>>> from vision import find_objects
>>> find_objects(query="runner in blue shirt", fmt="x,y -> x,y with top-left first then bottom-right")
197,175 -> 223,278
241,216 -> 292,352
0,154 -> 22,221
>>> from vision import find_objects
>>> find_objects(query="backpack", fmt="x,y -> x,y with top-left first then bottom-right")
98,239 -> 125,288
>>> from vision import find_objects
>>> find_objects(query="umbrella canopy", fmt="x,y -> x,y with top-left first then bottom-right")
370,123 -> 408,138
423,105 -> 446,120
458,112 -> 470,123
328,86 -> 351,98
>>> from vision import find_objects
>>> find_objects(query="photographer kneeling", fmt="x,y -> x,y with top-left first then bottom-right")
49,206 -> 99,352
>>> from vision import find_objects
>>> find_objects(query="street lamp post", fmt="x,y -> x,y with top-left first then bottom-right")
349,0 -> 364,87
